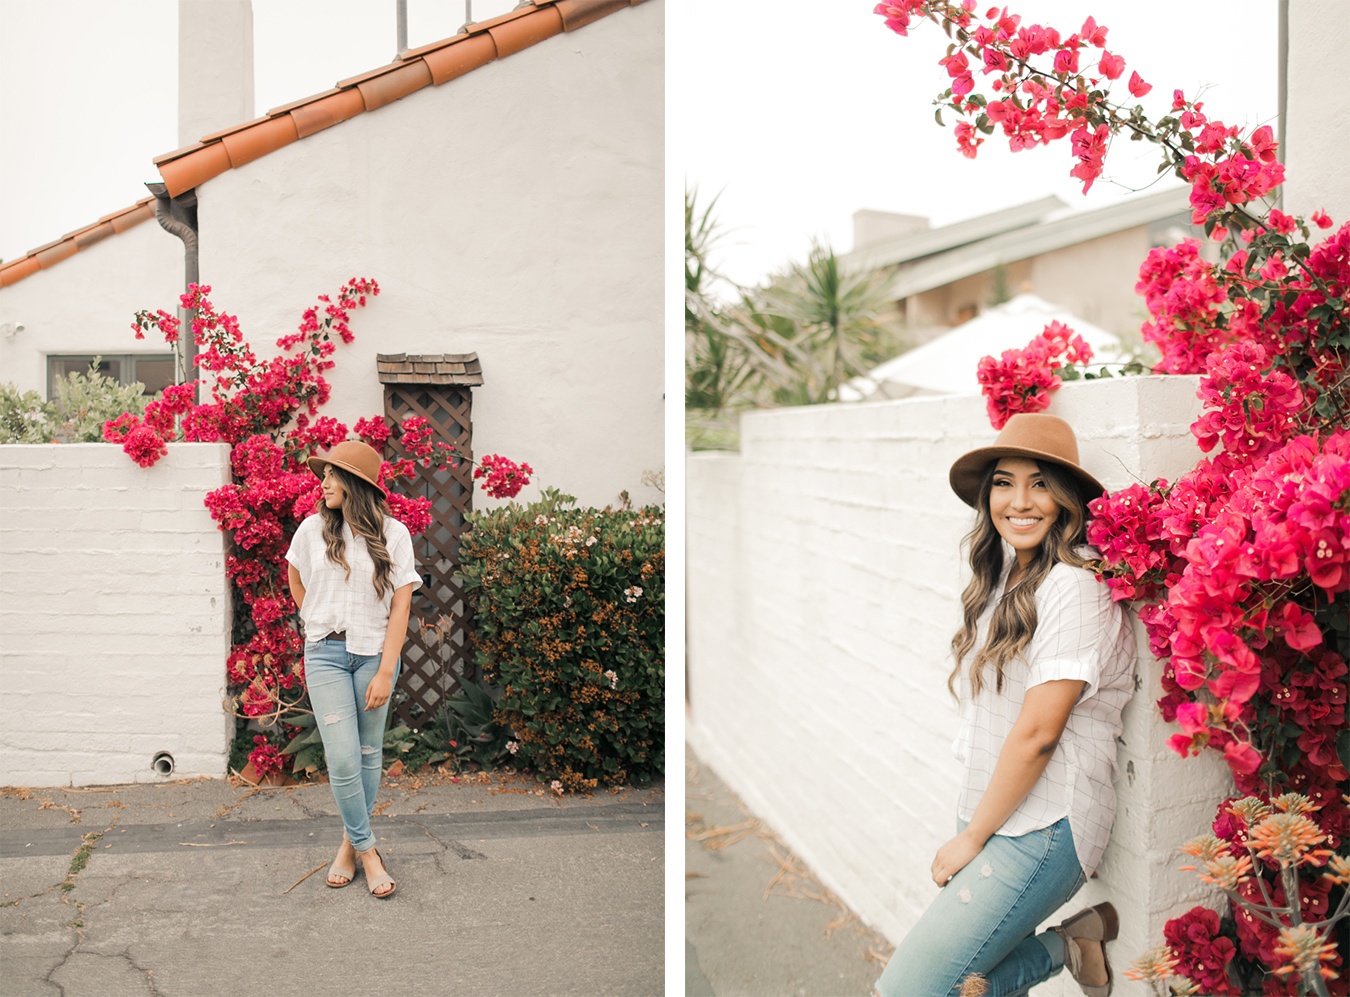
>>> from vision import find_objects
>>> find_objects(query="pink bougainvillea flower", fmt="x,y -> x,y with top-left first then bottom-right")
1222,740 -> 1262,776
1175,702 -> 1209,737
1246,124 -> 1278,163
1311,209 -> 1333,229
1127,70 -> 1152,98
1267,208 -> 1296,233
1097,50 -> 1124,80
1052,47 -> 1079,75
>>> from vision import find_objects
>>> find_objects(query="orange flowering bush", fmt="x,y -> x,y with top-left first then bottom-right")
460,488 -> 664,792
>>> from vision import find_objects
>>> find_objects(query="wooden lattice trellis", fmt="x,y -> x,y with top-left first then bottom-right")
378,353 -> 482,729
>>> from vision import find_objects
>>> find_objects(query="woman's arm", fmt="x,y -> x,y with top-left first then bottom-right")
930,678 -> 1085,886
287,564 -> 306,613
363,583 -> 414,711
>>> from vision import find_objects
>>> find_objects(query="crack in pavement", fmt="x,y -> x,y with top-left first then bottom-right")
391,816 -> 488,861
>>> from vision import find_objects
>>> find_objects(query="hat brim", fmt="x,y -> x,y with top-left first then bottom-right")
307,455 -> 387,496
949,445 -> 1105,508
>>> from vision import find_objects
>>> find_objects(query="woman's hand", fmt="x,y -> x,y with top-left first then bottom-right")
931,829 -> 985,887
364,671 -> 393,711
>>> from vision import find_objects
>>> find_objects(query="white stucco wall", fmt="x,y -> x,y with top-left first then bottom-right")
190,1 -> 663,511
0,220 -> 185,395
1284,1 -> 1350,225
685,377 -> 1232,993
0,443 -> 233,787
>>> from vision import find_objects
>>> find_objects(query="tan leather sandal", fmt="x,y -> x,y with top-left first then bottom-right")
365,848 -> 396,899
1052,902 -> 1118,996
326,835 -> 356,889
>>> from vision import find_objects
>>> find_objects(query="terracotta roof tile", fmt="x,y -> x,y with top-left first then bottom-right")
35,242 -> 79,269
558,1 -> 630,31
220,113 -> 300,168
200,114 -> 276,143
159,142 -> 232,198
290,88 -> 367,138
355,59 -> 433,112
377,353 -> 484,385
0,196 -> 156,288
152,141 -> 211,167
108,203 -> 155,232
266,88 -> 344,117
423,33 -> 497,86
0,258 -> 41,288
3,0 -> 643,288
74,224 -> 116,250
488,5 -> 564,58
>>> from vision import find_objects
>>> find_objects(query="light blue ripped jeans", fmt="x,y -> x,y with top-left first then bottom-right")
304,637 -> 399,853
875,817 -> 1087,997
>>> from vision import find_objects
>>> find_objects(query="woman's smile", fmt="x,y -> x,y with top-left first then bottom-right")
989,457 -> 1060,561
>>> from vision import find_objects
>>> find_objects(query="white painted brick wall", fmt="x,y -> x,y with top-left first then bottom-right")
687,377 -> 1234,993
0,444 -> 233,786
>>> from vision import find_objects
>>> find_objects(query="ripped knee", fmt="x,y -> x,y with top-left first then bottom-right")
322,713 -> 341,725
361,746 -> 376,755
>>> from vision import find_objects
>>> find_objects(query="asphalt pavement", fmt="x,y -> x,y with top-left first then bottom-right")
685,749 -> 892,997
0,769 -> 663,997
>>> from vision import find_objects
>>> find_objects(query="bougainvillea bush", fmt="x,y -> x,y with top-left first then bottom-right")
878,2 -> 1348,992
107,281 -> 524,779
459,489 -> 665,793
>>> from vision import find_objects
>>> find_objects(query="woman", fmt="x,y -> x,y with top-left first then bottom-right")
875,414 -> 1135,997
285,440 -> 421,898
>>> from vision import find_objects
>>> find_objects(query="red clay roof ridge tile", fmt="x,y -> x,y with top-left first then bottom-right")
0,198 -> 155,289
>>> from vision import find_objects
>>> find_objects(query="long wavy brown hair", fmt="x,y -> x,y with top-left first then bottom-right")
948,458 -> 1093,699
318,465 -> 395,600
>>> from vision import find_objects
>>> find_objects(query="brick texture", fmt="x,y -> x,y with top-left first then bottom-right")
0,444 -> 233,786
686,377 -> 1233,991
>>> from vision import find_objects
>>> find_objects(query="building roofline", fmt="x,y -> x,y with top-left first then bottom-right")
839,195 -> 1067,274
881,186 -> 1193,300
0,0 -> 646,290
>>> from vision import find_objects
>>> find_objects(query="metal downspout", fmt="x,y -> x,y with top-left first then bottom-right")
145,183 -> 199,397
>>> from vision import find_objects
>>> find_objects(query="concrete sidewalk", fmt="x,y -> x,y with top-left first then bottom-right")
1,769 -> 663,997
685,749 -> 892,997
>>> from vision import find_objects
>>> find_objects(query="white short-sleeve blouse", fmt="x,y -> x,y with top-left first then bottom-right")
952,552 -> 1135,875
285,513 -> 422,655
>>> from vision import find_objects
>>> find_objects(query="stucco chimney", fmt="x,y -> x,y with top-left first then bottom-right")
852,209 -> 930,251
178,0 -> 255,148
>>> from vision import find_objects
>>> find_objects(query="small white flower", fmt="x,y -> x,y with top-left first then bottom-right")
586,536 -> 597,547
604,669 -> 618,690
535,514 -> 549,525
550,780 -> 563,794
506,741 -> 519,754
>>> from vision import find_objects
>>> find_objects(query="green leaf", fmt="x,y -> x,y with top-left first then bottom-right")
935,107 -> 944,127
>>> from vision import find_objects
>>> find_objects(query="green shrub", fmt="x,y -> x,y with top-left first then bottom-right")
52,363 -> 148,442
0,384 -> 58,443
0,362 -> 147,444
460,487 -> 665,792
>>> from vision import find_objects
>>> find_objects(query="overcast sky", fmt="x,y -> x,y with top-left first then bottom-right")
0,0 -> 517,263
673,0 -> 1279,290
2,1 -> 1279,283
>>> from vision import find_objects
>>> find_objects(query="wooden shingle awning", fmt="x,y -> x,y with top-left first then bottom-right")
376,352 -> 483,385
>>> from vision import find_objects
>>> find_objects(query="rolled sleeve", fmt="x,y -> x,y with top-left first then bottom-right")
285,518 -> 314,578
386,519 -> 423,592
1025,565 -> 1109,700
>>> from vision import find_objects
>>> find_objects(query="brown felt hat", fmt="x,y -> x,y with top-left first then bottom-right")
307,440 -> 386,495
949,413 -> 1105,508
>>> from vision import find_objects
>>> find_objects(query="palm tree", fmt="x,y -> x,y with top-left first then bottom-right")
758,240 -> 901,404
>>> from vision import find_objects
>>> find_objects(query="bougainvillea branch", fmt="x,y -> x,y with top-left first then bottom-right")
879,2 -> 1348,990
